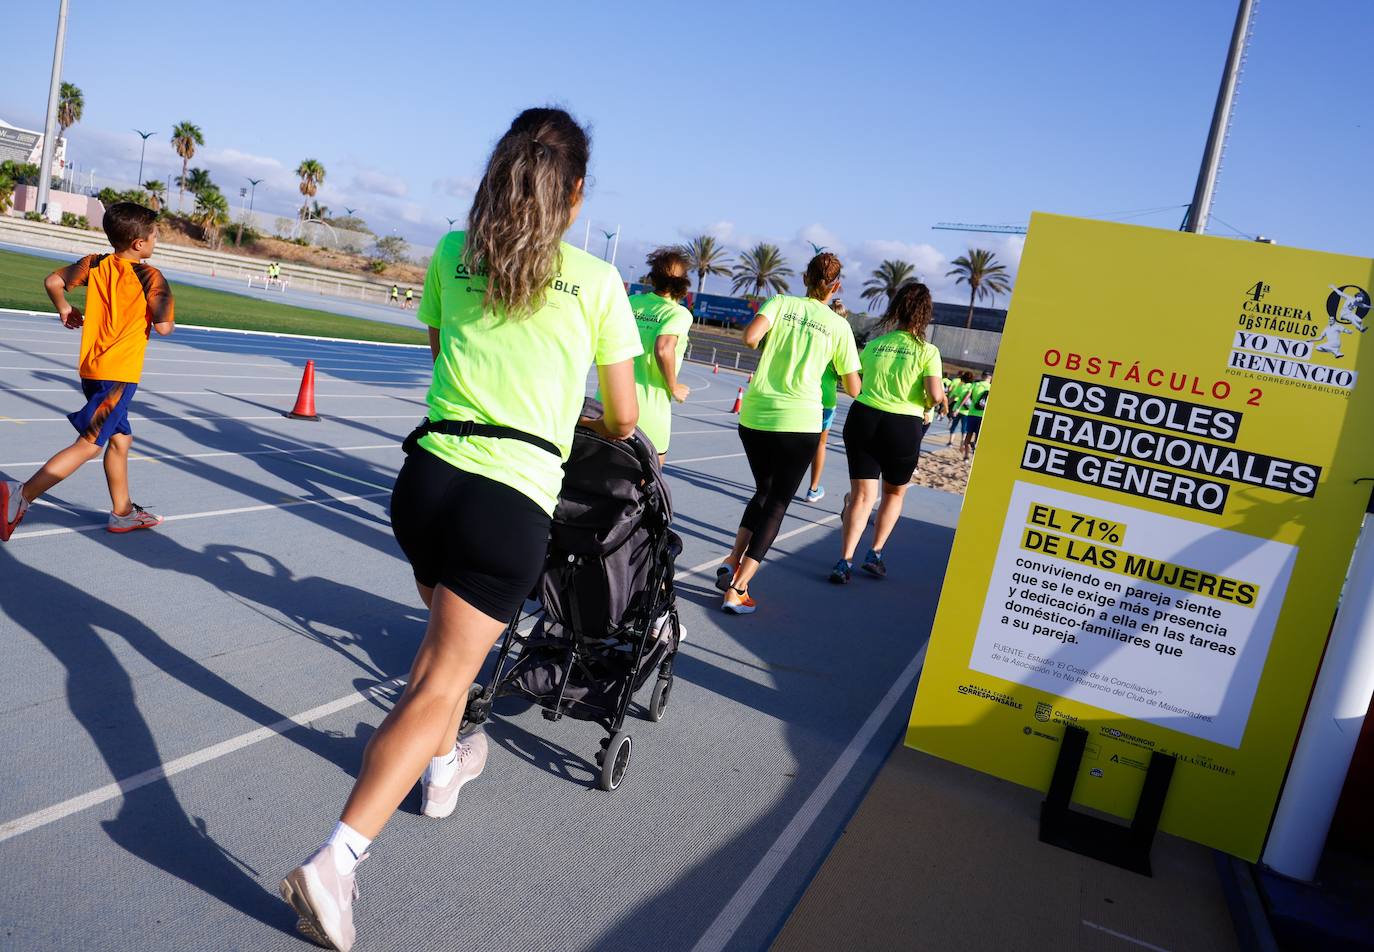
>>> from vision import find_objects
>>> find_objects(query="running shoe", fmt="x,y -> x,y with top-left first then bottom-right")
421,731 -> 488,819
862,549 -> 888,579
108,503 -> 162,533
829,559 -> 853,584
714,565 -> 734,593
805,485 -> 826,503
1,481 -> 30,542
280,844 -> 363,952
722,588 -> 757,615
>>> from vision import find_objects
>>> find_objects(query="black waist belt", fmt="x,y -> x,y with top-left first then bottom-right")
403,418 -> 561,457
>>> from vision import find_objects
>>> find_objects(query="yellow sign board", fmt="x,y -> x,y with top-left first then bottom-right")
907,214 -> 1374,860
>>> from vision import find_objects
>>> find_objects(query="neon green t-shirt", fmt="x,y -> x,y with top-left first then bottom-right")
740,295 -> 860,433
855,330 -> 943,416
627,292 -> 693,453
949,381 -> 973,414
820,364 -> 838,412
966,380 -> 992,417
416,232 -> 643,515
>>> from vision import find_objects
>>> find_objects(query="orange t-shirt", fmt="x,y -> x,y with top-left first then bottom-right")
55,254 -> 174,383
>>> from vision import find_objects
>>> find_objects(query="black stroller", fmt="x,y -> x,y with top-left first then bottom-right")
461,400 -> 683,791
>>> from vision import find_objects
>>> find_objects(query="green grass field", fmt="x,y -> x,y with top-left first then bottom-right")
0,247 -> 426,345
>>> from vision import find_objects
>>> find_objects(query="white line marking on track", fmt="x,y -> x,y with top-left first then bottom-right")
0,413 -> 417,424
677,514 -> 841,579
0,677 -> 407,846
689,640 -> 929,952
284,457 -> 394,492
668,451 -> 747,466
9,490 -> 390,540
0,351 -> 428,373
1081,921 -> 1172,952
0,443 -> 396,469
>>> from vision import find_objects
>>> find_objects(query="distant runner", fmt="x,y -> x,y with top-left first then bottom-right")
830,283 -> 945,582
946,371 -> 973,444
806,299 -> 848,503
715,252 -> 861,615
625,247 -> 693,464
962,371 -> 992,460
404,287 -> 414,309
390,284 -> 400,305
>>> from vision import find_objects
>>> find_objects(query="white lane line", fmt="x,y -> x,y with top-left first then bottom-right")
0,368 -> 420,381
0,677 -> 407,846
0,442 -> 396,469
9,490 -> 390,540
284,457 -> 394,492
0,351 -> 428,373
677,513 -> 841,579
1081,921 -> 1172,952
0,413 -> 417,424
0,308 -> 429,350
689,641 -> 929,952
668,451 -> 747,466
0,389 -> 419,399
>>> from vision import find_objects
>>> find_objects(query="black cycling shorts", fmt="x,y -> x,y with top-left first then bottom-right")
843,400 -> 924,485
390,447 -> 551,622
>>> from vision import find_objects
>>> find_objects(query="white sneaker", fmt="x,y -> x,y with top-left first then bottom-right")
280,844 -> 363,952
805,485 -> 826,503
1,481 -> 31,542
421,732 -> 488,819
107,503 -> 162,534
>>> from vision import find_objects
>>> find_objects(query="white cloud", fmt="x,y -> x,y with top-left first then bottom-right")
349,169 -> 408,198
434,175 -> 479,198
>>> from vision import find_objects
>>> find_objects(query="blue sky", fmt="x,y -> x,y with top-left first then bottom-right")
3,0 -> 1372,306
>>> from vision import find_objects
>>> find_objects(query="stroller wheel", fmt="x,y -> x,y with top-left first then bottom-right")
649,676 -> 672,723
597,732 -> 632,791
460,682 -> 488,734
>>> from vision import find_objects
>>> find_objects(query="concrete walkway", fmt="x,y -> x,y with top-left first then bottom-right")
772,742 -> 1240,952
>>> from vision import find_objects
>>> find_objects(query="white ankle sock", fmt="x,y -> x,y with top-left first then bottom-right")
426,747 -> 459,786
325,821 -> 372,875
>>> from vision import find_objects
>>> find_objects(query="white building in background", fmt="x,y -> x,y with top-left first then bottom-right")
0,118 -> 68,174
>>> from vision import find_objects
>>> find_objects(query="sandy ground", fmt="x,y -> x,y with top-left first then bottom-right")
913,440 -> 973,495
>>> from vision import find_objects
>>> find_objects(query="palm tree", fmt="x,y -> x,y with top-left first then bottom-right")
861,260 -> 918,314
176,167 -> 214,200
57,82 -> 84,142
947,248 -> 1012,328
170,121 -> 204,212
308,200 -> 330,220
295,159 -> 326,219
681,234 -> 733,295
730,243 -> 793,299
192,188 -> 230,248
142,180 -> 166,212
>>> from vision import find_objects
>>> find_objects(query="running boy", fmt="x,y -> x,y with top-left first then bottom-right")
1,203 -> 174,541
962,371 -> 991,460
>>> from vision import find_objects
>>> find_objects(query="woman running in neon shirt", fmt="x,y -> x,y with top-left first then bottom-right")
715,252 -> 861,614
280,107 -> 642,952
831,282 -> 946,582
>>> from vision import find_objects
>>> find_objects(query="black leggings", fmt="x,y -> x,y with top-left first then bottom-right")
737,425 -> 821,563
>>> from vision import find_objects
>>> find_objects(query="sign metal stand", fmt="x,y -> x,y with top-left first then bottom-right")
1039,725 -> 1178,876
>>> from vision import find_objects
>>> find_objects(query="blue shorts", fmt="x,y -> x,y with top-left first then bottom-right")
68,379 -> 137,446
821,407 -> 837,431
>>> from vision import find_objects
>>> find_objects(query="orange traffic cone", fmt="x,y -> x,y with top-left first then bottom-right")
747,373 -> 753,386
730,386 -> 743,414
285,360 -> 321,421
713,364 -> 719,374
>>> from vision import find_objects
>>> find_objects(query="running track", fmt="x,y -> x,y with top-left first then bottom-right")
0,308 -> 958,952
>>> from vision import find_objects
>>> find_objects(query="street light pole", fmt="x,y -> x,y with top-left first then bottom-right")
1181,0 -> 1256,234
134,129 -> 154,187
36,0 -> 71,219
237,177 -> 263,248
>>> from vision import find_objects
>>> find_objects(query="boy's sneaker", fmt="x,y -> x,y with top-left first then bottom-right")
280,844 -> 363,952
421,732 -> 488,819
1,481 -> 31,542
108,503 -> 162,534
861,549 -> 888,579
805,485 -> 826,503
829,559 -> 853,584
